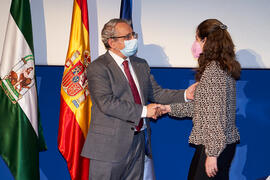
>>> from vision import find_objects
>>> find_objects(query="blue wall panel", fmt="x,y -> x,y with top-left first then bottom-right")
1,66 -> 270,180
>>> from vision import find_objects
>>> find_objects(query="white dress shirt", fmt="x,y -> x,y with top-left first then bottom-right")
109,51 -> 147,130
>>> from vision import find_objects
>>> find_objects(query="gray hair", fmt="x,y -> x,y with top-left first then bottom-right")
101,18 -> 131,49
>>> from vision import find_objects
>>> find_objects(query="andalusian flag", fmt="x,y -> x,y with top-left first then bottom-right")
0,0 -> 47,179
57,0 -> 91,179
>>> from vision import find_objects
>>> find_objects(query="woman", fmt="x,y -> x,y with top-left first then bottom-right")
164,19 -> 241,180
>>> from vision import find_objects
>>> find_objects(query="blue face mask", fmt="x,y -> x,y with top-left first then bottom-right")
120,39 -> 138,57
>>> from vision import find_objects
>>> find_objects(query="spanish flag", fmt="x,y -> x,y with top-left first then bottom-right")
57,0 -> 91,179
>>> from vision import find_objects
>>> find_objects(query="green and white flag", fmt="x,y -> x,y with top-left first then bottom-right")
0,0 -> 47,179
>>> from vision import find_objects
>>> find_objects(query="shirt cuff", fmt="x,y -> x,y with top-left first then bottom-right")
184,90 -> 190,102
141,106 -> 147,118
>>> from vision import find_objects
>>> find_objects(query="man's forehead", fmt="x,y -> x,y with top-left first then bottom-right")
115,22 -> 132,34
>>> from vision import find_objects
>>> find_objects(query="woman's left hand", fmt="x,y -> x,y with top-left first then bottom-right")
186,82 -> 199,100
205,156 -> 218,177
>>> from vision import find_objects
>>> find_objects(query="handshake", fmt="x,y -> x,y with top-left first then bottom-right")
145,82 -> 198,119
146,104 -> 171,120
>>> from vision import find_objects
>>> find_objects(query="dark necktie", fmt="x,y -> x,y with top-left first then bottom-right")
122,60 -> 143,131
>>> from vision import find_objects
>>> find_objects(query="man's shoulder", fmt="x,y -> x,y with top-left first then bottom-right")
86,53 -> 111,74
90,52 -> 111,66
130,55 -> 148,65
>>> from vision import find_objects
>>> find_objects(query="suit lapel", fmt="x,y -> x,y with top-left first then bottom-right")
130,57 -> 146,105
105,52 -> 134,99
105,52 -> 146,105
105,52 -> 126,83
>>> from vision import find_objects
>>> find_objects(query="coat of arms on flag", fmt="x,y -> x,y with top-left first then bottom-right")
1,55 -> 35,104
62,50 -> 91,108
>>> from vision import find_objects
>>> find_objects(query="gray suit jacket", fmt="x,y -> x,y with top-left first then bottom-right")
81,51 -> 185,162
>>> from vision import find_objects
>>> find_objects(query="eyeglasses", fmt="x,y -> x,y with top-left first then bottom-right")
111,32 -> 138,40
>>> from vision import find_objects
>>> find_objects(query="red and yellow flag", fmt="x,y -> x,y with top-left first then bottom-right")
57,0 -> 91,179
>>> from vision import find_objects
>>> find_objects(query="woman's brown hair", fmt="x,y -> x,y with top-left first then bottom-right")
195,19 -> 241,81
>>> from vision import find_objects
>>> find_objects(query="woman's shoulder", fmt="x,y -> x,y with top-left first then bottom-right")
205,61 -> 220,70
204,61 -> 226,76
201,61 -> 230,82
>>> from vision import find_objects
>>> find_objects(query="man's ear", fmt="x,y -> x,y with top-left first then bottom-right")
108,38 -> 114,49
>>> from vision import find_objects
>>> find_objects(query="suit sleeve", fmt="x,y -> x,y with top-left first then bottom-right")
87,62 -> 142,125
145,64 -> 186,104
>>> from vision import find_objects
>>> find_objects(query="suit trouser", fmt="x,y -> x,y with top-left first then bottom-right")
89,131 -> 145,180
188,143 -> 237,180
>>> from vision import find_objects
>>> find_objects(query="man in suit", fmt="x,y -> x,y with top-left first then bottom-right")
81,18 -> 196,180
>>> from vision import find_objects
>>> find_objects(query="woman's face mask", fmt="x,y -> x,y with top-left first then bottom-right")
191,40 -> 202,59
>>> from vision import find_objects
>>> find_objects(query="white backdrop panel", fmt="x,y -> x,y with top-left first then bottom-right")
0,0 -> 269,68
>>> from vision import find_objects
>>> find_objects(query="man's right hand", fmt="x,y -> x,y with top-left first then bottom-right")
146,104 -> 170,119
146,104 -> 159,119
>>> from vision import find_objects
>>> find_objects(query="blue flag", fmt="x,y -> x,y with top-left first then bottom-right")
119,1 -> 156,179
120,0 -> 133,28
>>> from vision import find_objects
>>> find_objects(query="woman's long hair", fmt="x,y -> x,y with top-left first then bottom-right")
195,19 -> 241,81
